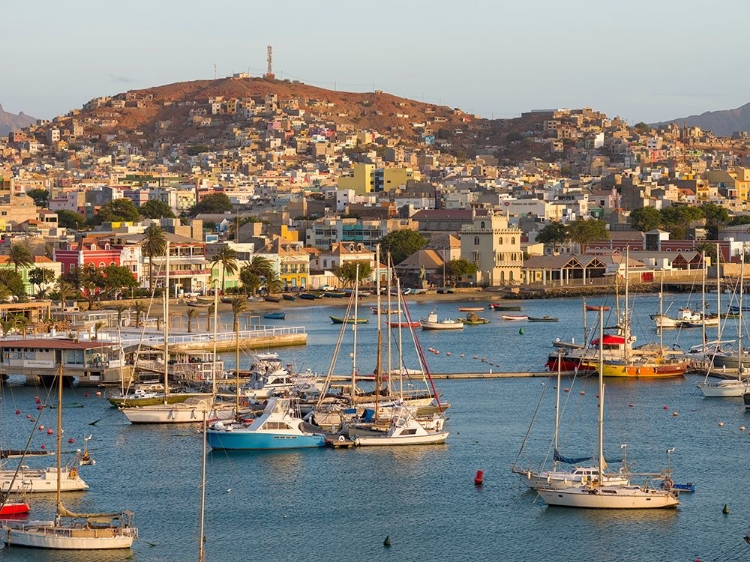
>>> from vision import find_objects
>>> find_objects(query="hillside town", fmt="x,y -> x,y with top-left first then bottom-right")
1,75 -> 750,317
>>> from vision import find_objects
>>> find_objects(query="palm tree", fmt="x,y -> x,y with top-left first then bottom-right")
12,314 -> 29,340
187,307 -> 199,333
7,243 -> 33,273
211,247 -> 239,295
131,300 -> 148,328
264,271 -> 283,296
239,256 -> 274,295
230,296 -> 247,332
141,224 -> 167,294
206,303 -> 216,332
112,303 -> 129,328
0,317 -> 15,336
56,279 -> 75,309
93,321 -> 106,340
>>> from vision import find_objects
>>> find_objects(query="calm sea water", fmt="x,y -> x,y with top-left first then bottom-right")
1,293 -> 750,562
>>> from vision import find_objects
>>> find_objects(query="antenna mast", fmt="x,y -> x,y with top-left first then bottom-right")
265,45 -> 275,79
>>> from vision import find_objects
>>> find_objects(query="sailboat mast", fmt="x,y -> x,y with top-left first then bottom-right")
164,240 -> 171,400
351,265 -> 359,404
701,255 -> 707,348
211,280 -> 219,401
198,413 -> 207,562
56,362 -> 63,512
624,248 -> 630,366
374,245 -> 382,419
386,255 -> 393,395
659,275 -> 664,350
739,255 -> 744,373
553,349 -> 562,471
582,299 -> 587,347
397,277 -> 404,400
716,243 -> 721,342
598,307 -> 605,483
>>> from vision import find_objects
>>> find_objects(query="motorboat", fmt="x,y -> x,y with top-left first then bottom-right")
420,311 -> 463,330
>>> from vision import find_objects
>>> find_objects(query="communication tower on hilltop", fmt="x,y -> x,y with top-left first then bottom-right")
264,45 -> 275,80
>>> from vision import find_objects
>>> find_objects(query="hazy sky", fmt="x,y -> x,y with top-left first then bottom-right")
4,0 -> 749,124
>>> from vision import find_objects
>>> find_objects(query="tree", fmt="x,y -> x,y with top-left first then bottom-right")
142,224 -> 167,294
380,230 -> 427,265
211,247 -> 239,294
93,321 -> 106,341
101,264 -> 138,299
230,296 -> 247,332
634,122 -> 650,134
334,261 -> 373,287
56,279 -> 75,308
7,244 -> 33,273
26,188 -> 49,207
446,259 -> 478,286
567,218 -> 609,253
187,307 -> 199,333
189,193 -> 232,216
80,264 -> 106,310
56,210 -> 87,230
535,222 -> 569,252
629,207 -> 662,232
28,267 -> 55,297
695,242 -> 718,263
206,303 -> 215,332
91,199 -> 140,225
112,303 -> 129,328
140,200 -> 176,219
702,203 -> 730,240
12,314 -> 29,340
131,301 -> 148,328
0,270 -> 25,301
239,256 -> 274,295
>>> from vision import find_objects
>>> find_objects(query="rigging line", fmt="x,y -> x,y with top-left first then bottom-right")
399,294 -> 441,410
511,373 -> 550,470
315,292 -> 355,408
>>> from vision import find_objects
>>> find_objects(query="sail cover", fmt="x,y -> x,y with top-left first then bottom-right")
553,449 -> 592,465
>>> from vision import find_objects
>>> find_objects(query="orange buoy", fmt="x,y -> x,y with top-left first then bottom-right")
673,411 -> 679,417
563,388 -> 570,393
629,403 -> 634,407
68,438 -> 75,443
96,391 -> 102,397
446,352 -> 451,356
580,391 -> 586,396
35,398 -> 41,404
474,470 -> 484,486
460,354 -> 465,358
719,422 -> 724,427
47,429 -> 53,435
39,425 -> 44,430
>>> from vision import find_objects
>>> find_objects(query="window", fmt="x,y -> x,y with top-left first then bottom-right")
511,237 -> 516,245
480,221 -> 485,229
499,237 -> 503,245
474,236 -> 479,245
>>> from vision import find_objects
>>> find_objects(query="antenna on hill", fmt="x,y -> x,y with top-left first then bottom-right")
213,63 -> 217,80
265,45 -> 275,80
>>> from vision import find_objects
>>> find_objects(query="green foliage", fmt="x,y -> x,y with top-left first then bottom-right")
28,267 -> 56,297
334,261 -> 373,287
189,193 -> 233,216
187,144 -> 211,156
536,222 -> 569,250
447,258 -> 478,286
7,244 -> 33,272
26,188 -> 49,207
634,122 -> 650,134
239,256 -> 275,295
629,207 -> 662,232
506,132 -> 523,144
567,218 -> 609,252
380,230 -> 427,265
100,264 -> 138,297
0,269 -> 26,301
142,224 -> 167,293
211,247 -> 239,293
729,215 -> 750,227
140,200 -> 175,219
92,199 -> 140,225
56,210 -> 87,230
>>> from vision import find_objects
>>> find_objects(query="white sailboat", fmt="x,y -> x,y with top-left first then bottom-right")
514,350 -> 629,490
537,308 -> 679,509
2,365 -> 138,550
122,250 -> 235,424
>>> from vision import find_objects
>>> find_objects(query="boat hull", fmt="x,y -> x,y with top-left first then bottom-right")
502,315 -> 528,321
699,380 -> 747,397
122,403 -> 235,424
0,501 -> 30,516
2,525 -> 135,549
517,469 -> 629,490
206,430 -> 325,450
329,316 -> 367,324
597,361 -> 687,378
0,468 -> 88,493
353,431 -> 449,447
420,323 -> 463,330
538,486 -> 679,508
109,393 -> 211,408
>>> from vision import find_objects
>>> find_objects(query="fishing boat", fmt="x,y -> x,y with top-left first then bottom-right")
324,291 -> 347,299
0,496 -> 30,516
420,311 -> 463,330
536,309 -> 680,509
489,304 -> 521,311
371,306 -> 398,315
389,321 -> 421,329
460,312 -> 489,325
263,312 -> 286,320
282,293 -> 297,301
186,300 -> 210,308
299,292 -> 321,300
263,295 -> 282,303
528,316 -> 559,322
502,315 -> 528,321
586,304 -> 610,311
458,306 -> 485,312
206,397 -> 326,450
351,405 -> 448,447
1,365 -> 138,549
329,316 -> 368,324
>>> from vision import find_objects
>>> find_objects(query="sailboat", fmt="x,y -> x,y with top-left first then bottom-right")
537,308 -> 679,509
513,348 -> 629,490
2,364 -> 138,549
589,249 -> 688,378
700,250 -> 748,397
122,247 -> 235,424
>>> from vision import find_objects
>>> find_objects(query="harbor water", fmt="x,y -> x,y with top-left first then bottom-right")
1,293 -> 749,561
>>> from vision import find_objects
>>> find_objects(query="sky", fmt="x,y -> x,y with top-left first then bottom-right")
4,0 -> 750,124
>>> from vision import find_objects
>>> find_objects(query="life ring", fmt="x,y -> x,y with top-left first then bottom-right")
338,435 -> 345,442
663,477 -> 673,489
69,468 -> 78,479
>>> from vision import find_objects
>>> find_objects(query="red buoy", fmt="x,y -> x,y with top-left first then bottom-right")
474,470 -> 484,486
68,438 -> 74,444
47,429 -> 53,435
663,405 -> 669,410
15,410 -> 20,415
35,398 -> 41,404
84,393 -> 89,397
40,444 -> 46,450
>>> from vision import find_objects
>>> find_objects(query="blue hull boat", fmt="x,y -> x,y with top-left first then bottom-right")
263,312 -> 286,320
206,397 -> 326,451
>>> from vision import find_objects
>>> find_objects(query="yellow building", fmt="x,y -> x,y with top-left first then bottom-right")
258,238 -> 309,290
338,164 -> 375,195
730,167 -> 750,201
378,168 -> 417,192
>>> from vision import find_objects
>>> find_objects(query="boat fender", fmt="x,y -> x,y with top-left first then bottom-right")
69,468 -> 78,479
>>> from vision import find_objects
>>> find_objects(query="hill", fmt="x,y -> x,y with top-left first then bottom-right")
652,101 -> 750,137
0,104 -> 36,136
